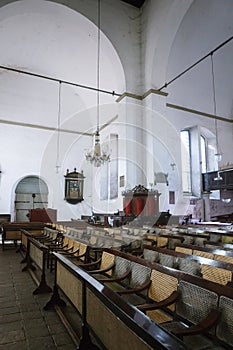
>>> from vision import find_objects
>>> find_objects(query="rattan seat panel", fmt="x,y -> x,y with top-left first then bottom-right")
143,248 -> 159,263
78,243 -> 87,261
177,258 -> 201,276
194,237 -> 207,246
149,270 -> 178,311
209,234 -> 220,243
176,281 -> 218,325
201,264 -> 232,285
168,238 -> 180,250
175,247 -> 193,255
100,252 -> 115,275
90,236 -> 98,246
214,254 -> 233,264
129,263 -> 151,289
146,309 -> 173,324
183,236 -> 194,245
205,244 -> 221,250
216,296 -> 233,347
130,239 -> 142,250
72,241 -> 80,256
113,256 -> 131,279
157,237 -> 168,247
193,250 -> 214,259
158,253 -> 175,268
146,234 -> 157,242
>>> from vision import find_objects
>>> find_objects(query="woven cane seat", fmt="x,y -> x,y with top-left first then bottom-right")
175,246 -> 193,255
78,243 -> 87,261
129,262 -> 151,290
201,264 -> 232,286
193,250 -> 214,260
214,254 -> 233,264
99,252 -> 115,275
143,248 -> 159,263
216,296 -> 233,347
146,309 -> 173,324
177,258 -> 202,276
157,236 -> 168,248
176,281 -> 218,326
141,270 -> 178,324
158,253 -> 175,268
183,236 -> 194,245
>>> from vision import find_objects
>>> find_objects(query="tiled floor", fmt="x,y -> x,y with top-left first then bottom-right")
0,244 -> 76,350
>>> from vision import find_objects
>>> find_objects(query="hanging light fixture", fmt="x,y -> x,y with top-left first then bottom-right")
55,81 -> 62,173
85,0 -> 110,167
211,53 -> 223,181
211,53 -> 222,165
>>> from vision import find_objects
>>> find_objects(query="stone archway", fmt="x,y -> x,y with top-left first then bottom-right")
14,176 -> 48,222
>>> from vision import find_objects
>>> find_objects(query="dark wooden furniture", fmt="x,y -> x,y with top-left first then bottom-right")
29,208 -> 57,223
1,222 -> 46,250
0,214 -> 11,223
44,251 -> 187,350
202,168 -> 233,191
122,184 -> 160,216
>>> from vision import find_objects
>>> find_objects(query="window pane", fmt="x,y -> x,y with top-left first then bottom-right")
200,135 -> 207,173
180,130 -> 191,192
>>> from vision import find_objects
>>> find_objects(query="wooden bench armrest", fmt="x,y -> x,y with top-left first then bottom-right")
47,242 -> 65,249
78,257 -> 102,268
172,308 -> 221,338
60,248 -> 80,256
99,268 -> 131,282
90,262 -> 115,274
50,244 -> 70,251
69,250 -> 88,261
137,291 -> 180,311
117,279 -> 151,295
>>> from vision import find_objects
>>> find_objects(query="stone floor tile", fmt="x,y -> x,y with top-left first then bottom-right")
0,340 -> 28,350
0,329 -> 25,345
0,312 -> 22,324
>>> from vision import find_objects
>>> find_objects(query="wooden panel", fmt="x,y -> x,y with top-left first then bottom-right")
57,261 -> 82,313
86,289 -> 153,350
30,243 -> 43,269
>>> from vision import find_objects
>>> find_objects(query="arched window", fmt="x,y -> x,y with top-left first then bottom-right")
200,135 -> 207,174
180,127 -> 214,197
180,130 -> 191,193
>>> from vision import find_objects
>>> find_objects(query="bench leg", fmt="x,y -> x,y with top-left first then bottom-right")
43,285 -> 66,310
77,325 -> 100,350
33,271 -> 52,295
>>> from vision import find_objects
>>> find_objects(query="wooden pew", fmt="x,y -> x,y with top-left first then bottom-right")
136,262 -> 233,349
142,245 -> 233,286
44,252 -> 188,350
1,222 -> 46,250
21,231 -> 52,295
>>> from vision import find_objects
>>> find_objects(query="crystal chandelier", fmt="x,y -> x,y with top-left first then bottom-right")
85,0 -> 110,167
86,130 -> 110,167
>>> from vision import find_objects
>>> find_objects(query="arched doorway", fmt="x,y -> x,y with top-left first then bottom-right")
15,176 -> 48,222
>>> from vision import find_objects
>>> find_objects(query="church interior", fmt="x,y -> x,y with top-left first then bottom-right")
0,0 -> 233,349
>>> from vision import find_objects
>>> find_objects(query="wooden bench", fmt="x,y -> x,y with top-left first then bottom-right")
82,249 -> 152,305
142,245 -> 233,286
1,222 -> 46,250
136,262 -> 233,349
20,231 -> 52,295
44,252 -> 187,350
